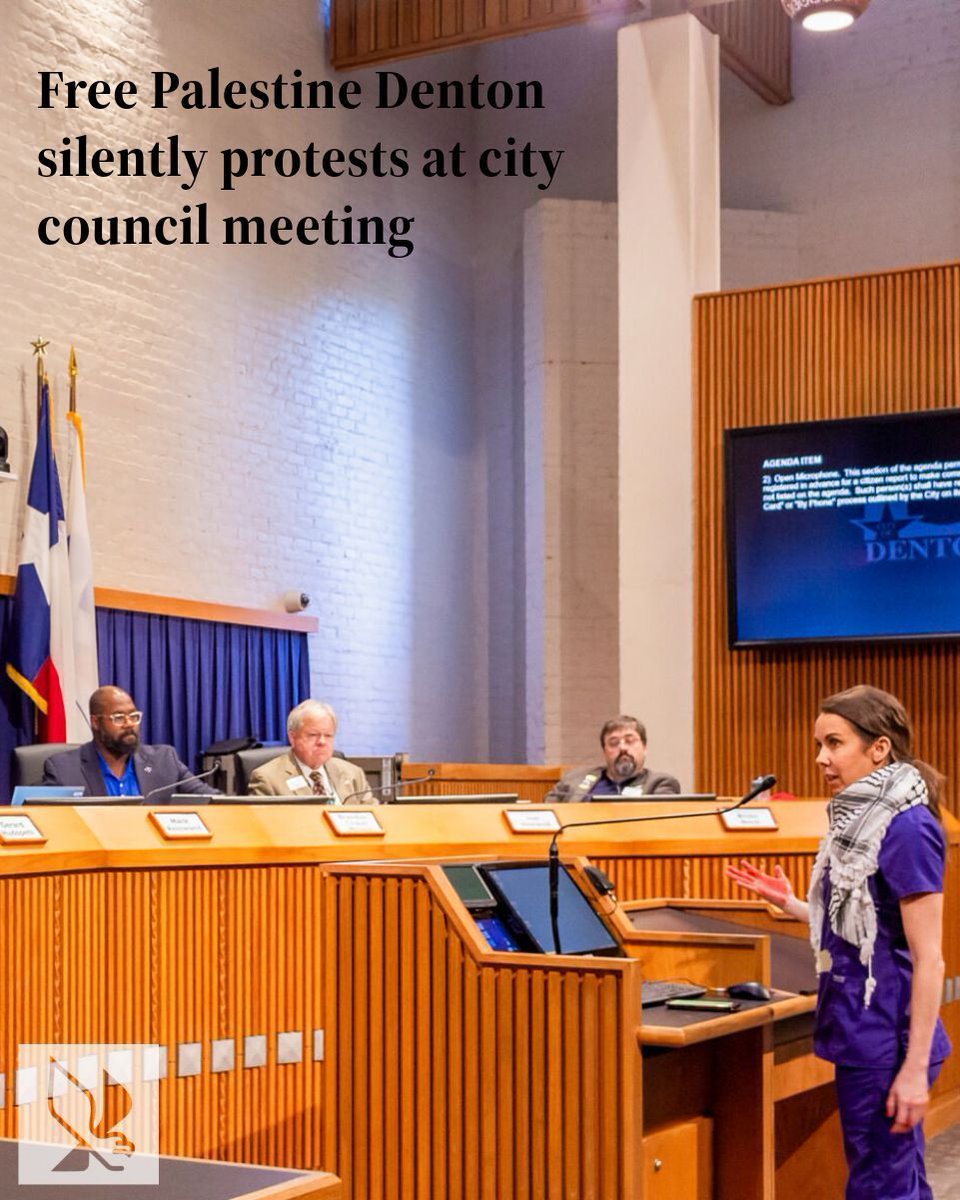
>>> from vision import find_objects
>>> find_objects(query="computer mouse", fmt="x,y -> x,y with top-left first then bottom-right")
727,981 -> 772,1002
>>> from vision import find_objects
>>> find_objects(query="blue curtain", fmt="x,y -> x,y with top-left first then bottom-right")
1,598 -> 310,797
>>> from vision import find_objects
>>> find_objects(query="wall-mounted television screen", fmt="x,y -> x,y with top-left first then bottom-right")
725,410 -> 960,646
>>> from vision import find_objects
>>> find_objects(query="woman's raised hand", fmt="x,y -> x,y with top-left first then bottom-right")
725,860 -> 793,909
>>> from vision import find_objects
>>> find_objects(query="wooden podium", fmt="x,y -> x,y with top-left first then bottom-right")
320,856 -> 840,1199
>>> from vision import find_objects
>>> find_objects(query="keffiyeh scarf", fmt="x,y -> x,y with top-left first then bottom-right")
807,761 -> 929,1008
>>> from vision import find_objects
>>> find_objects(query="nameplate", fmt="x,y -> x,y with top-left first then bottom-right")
504,808 -> 561,834
149,811 -> 212,840
719,807 -> 778,831
0,814 -> 46,845
324,809 -> 384,836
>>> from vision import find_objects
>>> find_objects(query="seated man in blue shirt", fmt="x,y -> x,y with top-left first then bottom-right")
545,715 -> 681,801
42,685 -> 218,802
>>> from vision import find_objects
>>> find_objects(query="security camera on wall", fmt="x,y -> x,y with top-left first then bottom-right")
282,590 -> 311,612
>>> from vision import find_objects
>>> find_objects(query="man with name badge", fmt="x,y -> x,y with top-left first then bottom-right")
42,685 -> 219,801
545,715 -> 681,802
247,700 -> 374,803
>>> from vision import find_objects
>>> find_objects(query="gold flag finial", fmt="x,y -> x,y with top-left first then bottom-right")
32,337 -> 49,420
68,346 -> 77,378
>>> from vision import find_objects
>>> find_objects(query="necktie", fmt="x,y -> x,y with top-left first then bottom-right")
310,770 -> 332,801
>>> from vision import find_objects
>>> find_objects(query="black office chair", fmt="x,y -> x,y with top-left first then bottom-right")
234,744 -> 288,794
233,746 -> 403,797
12,742 -> 79,788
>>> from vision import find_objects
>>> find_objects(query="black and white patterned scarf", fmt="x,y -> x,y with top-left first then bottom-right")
807,761 -> 928,1007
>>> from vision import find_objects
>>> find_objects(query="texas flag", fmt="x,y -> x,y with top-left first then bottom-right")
5,378 -> 77,742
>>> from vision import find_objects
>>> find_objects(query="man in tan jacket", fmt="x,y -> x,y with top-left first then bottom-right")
247,699 -> 374,803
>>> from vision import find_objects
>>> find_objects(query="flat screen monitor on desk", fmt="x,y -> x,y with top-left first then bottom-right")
11,786 -> 84,806
478,861 -> 622,956
19,793 -> 146,806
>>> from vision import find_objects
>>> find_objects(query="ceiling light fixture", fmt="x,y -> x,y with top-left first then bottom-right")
780,0 -> 871,32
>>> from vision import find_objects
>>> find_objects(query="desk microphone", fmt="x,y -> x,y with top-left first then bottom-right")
338,768 -> 436,805
546,774 -> 777,952
144,760 -> 221,805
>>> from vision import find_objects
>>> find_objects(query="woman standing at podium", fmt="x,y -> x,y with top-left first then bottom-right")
727,685 -> 951,1200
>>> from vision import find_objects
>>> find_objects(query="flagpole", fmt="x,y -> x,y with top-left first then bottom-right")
65,345 -> 98,731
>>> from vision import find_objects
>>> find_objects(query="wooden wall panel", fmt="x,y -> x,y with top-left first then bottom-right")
591,850 -> 815,903
330,1 -> 790,110
696,0 -> 791,105
694,262 -> 960,811
330,0 -> 641,68
0,867 -> 325,1167
400,760 -> 563,803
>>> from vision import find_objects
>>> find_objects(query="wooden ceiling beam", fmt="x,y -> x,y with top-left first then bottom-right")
330,0 -> 791,105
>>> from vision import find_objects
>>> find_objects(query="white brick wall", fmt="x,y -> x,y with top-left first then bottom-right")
0,0 -> 485,760
721,209 -> 801,291
721,0 -> 960,281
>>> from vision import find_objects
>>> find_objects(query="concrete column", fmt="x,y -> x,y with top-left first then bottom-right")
617,15 -> 720,787
523,200 -> 620,764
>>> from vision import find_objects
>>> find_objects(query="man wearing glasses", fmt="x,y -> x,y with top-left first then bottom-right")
41,685 -> 218,800
545,715 -> 681,801
247,699 -> 373,803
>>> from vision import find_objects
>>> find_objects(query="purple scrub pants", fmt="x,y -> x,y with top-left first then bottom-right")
834,1062 -> 942,1200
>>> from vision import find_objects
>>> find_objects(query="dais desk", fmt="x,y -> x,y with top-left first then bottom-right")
0,800 -> 955,1200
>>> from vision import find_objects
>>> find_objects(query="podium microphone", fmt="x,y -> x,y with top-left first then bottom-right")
546,774 -> 777,953
338,768 -> 436,805
144,760 -> 221,804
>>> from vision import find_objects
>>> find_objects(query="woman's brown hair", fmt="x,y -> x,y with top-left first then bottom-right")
819,684 -> 943,819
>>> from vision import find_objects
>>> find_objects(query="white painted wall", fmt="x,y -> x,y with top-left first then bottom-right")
721,0 -> 960,281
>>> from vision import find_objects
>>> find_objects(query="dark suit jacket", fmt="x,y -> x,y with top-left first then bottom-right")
545,764 -> 681,802
42,741 -> 218,802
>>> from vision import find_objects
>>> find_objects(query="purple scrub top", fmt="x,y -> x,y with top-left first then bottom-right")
813,803 -> 952,1068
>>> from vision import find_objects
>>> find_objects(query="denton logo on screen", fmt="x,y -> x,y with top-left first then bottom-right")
853,503 -> 960,563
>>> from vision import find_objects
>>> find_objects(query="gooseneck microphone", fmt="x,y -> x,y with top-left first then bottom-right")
338,768 -> 436,805
546,774 -> 777,952
144,760 -> 221,804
